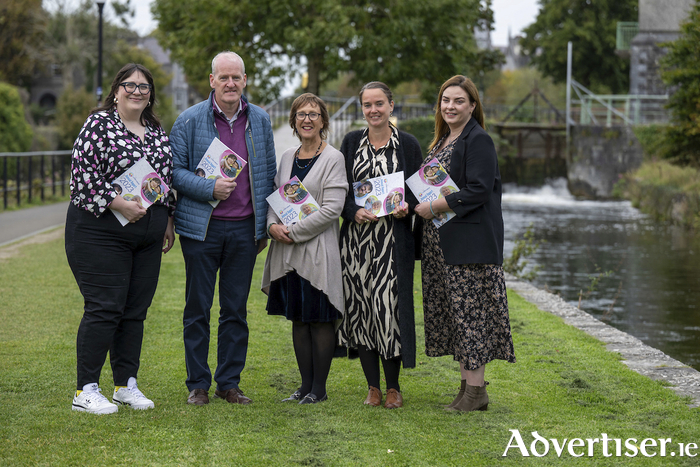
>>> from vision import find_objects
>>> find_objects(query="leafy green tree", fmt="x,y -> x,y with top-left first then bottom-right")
153,0 -> 502,102
0,0 -> 48,88
660,1 -> 700,166
0,82 -> 34,152
520,0 -> 637,94
55,86 -> 95,150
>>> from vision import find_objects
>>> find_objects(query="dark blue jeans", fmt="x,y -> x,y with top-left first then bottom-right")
180,216 -> 257,392
65,204 -> 168,389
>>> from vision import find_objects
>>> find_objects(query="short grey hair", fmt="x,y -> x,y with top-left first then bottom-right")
211,51 -> 246,75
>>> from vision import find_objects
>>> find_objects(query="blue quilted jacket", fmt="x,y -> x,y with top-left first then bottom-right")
170,93 -> 277,241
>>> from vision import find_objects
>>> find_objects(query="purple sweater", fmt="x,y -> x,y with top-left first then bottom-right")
211,99 -> 253,220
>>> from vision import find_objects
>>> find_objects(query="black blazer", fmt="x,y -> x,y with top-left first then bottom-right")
440,117 -> 504,266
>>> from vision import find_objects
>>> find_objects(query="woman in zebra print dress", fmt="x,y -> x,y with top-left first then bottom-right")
338,82 -> 423,409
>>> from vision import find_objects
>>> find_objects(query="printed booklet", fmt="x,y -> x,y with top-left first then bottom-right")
266,176 -> 320,226
195,137 -> 247,207
110,158 -> 170,226
406,158 -> 458,228
352,171 -> 405,218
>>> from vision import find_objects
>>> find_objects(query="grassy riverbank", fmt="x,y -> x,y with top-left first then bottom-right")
1,233 -> 699,466
615,125 -> 700,229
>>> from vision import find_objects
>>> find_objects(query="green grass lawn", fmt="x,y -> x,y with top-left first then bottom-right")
1,232 -> 698,466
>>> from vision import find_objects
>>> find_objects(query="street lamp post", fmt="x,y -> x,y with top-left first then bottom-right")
96,1 -> 105,104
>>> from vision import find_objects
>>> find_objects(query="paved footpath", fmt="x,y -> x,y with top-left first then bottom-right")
0,202 -> 69,248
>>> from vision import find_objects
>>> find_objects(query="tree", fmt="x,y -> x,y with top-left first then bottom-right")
0,83 -> 34,152
152,0 -> 502,102
520,0 -> 637,94
0,0 -> 48,88
660,1 -> 700,166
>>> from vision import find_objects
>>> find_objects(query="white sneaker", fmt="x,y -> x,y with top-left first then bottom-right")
113,377 -> 154,410
72,383 -> 118,414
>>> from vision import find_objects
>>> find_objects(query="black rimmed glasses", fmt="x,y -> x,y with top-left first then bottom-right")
295,112 -> 320,121
119,82 -> 153,95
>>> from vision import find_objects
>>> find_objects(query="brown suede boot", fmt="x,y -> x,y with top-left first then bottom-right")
444,379 -> 466,409
364,386 -> 382,406
448,382 -> 489,412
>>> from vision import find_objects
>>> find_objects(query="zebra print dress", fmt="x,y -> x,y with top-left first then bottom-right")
338,127 -> 401,359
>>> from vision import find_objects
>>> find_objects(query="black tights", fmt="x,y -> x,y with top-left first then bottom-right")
292,321 -> 335,398
357,346 -> 401,392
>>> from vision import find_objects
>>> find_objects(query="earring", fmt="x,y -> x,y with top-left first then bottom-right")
147,102 -> 151,107
114,97 -> 118,104
390,111 -> 393,116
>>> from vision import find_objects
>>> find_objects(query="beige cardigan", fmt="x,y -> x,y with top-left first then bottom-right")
261,144 -> 348,314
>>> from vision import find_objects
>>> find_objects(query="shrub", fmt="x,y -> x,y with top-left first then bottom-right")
0,82 -> 33,152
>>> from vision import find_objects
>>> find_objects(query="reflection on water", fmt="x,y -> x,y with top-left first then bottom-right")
503,178 -> 700,370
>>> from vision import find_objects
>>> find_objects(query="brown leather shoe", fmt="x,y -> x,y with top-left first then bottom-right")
187,388 -> 209,406
214,387 -> 252,405
384,388 -> 403,409
363,386 -> 382,407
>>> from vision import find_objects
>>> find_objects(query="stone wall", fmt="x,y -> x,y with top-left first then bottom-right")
567,125 -> 644,199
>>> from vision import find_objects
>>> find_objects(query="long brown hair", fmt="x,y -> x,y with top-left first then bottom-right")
93,63 -> 160,129
428,75 -> 485,153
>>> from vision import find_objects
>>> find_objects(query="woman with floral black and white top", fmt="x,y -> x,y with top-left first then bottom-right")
65,63 -> 175,415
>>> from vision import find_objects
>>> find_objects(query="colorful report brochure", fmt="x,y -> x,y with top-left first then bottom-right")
266,176 -> 320,226
352,171 -> 405,218
195,137 -> 247,207
406,158 -> 458,228
110,158 -> 170,226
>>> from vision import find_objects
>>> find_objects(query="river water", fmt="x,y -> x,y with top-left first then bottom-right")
502,179 -> 700,371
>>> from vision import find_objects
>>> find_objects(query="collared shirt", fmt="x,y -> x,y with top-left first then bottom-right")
212,98 -> 244,128
69,108 -> 175,217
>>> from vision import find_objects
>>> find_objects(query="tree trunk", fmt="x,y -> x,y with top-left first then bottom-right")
305,52 -> 323,96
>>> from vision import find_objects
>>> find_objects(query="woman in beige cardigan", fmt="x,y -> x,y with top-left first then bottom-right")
262,93 -> 348,404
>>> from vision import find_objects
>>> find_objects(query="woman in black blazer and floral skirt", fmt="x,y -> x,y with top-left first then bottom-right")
415,75 -> 515,413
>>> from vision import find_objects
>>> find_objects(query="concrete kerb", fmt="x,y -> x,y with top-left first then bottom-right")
506,274 -> 700,409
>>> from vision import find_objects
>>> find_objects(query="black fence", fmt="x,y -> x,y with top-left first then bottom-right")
0,151 -> 72,209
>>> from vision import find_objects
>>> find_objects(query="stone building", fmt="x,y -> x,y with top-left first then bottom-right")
629,0 -> 694,95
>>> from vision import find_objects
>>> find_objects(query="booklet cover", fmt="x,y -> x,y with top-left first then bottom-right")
110,158 -> 170,226
195,137 -> 247,207
352,171 -> 405,218
266,176 -> 321,226
406,158 -> 458,228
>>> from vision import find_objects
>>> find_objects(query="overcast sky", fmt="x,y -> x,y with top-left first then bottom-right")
129,0 -> 540,47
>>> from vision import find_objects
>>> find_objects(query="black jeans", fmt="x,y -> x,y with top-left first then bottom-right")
65,204 -> 168,389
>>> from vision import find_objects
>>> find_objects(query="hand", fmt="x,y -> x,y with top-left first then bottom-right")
414,202 -> 434,220
354,208 -> 378,225
162,217 -> 176,253
256,238 -> 268,254
110,195 -> 147,223
269,223 -> 294,244
213,178 -> 237,200
392,204 -> 409,219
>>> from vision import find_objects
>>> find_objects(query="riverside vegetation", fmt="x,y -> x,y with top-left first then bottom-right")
1,231 -> 699,466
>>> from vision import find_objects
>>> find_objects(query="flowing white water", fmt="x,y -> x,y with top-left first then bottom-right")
501,178 -> 700,370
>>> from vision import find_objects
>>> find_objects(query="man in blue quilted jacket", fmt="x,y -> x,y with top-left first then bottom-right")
170,51 -> 276,406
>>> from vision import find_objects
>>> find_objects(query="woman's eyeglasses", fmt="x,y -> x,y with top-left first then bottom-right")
119,82 -> 153,95
295,112 -> 320,121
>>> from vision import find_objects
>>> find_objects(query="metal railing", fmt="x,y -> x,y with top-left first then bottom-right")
0,151 -> 72,209
264,95 -> 434,148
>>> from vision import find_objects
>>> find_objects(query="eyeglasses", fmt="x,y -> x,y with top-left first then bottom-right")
295,112 -> 320,121
119,82 -> 153,95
